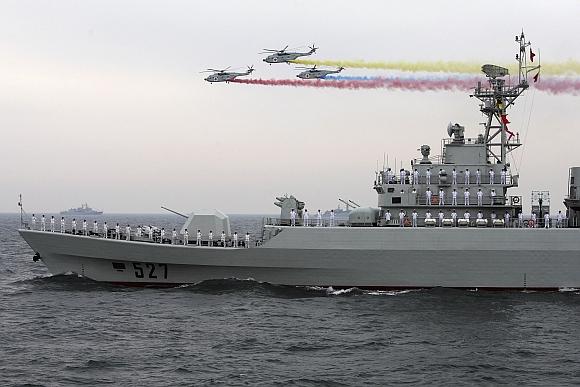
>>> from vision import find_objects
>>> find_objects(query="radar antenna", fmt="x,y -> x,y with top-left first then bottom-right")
471,31 -> 541,164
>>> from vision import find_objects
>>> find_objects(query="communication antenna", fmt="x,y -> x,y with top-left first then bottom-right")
471,30 -> 541,165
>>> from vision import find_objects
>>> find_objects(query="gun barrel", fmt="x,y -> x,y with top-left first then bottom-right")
161,206 -> 188,218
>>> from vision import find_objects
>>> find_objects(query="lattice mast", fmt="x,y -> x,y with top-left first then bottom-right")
471,31 -> 540,164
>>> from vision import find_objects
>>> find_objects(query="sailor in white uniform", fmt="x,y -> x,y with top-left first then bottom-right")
197,229 -> 202,246
452,169 -> 457,185
451,209 -> 457,226
41,215 -> 46,231
184,229 -> 189,245
290,209 -> 296,226
399,210 -> 405,227
490,189 -> 496,205
233,232 -> 238,247
544,213 -> 550,228
384,209 -> 391,225
412,210 -> 418,227
316,210 -> 322,227
531,212 -> 537,228
464,188 -> 470,205
400,169 -> 405,184
477,210 -> 483,219
425,188 -> 432,205
148,225 -> 153,240
303,209 -> 309,227
245,232 -> 250,248
60,217 -> 65,233
172,228 -> 177,244
137,225 -> 142,238
476,168 -> 481,185
477,188 -> 483,206
50,216 -> 55,232
208,230 -> 213,246
160,227 -> 165,243
518,211 -> 524,228
489,169 -> 495,184
464,211 -> 470,221
31,214 -> 36,230
115,223 -> 120,240
425,210 -> 432,222
93,220 -> 98,234
413,169 -> 419,185
557,211 -> 564,228
500,169 -> 507,185
452,189 -> 458,206
72,218 -> 77,234
464,168 -> 470,185
126,225 -> 131,241
425,168 -> 431,185
504,212 -> 511,228
438,210 -> 444,227
103,222 -> 108,238
82,219 -> 87,235
439,189 -> 445,206
220,231 -> 226,247
329,209 -> 335,227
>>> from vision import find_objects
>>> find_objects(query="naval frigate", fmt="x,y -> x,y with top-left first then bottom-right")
18,32 -> 580,289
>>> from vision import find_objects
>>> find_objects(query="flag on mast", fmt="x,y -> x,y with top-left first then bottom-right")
530,48 -> 536,63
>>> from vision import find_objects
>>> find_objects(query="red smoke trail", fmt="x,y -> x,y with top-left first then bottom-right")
231,77 -> 478,91
232,76 -> 580,95
534,77 -> 580,95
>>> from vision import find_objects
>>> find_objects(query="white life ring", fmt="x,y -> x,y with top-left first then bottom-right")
512,196 -> 520,204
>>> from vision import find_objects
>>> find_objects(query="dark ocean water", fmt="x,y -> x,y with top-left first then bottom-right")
2,213 -> 580,386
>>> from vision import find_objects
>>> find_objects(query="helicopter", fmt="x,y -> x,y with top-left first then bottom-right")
202,66 -> 254,83
295,65 -> 344,79
261,44 -> 318,64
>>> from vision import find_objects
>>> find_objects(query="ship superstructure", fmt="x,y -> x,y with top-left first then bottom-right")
369,32 -> 540,228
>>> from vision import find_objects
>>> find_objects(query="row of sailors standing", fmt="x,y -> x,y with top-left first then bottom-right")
28,215 -> 252,247
382,167 -> 508,185
289,209 -> 336,227
384,209 -> 565,228
424,187 -> 499,205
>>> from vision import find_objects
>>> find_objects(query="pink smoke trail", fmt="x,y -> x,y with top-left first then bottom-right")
534,77 -> 580,95
231,77 -> 478,91
231,76 -> 580,95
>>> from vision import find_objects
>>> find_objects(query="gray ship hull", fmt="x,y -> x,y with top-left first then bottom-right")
18,227 -> 580,289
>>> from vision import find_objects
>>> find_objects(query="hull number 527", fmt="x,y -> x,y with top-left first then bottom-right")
132,262 -> 168,279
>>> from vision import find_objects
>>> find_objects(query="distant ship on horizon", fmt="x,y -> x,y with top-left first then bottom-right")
60,203 -> 103,216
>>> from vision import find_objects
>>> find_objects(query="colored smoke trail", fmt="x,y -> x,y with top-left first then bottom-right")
232,75 -> 580,95
232,77 -> 479,91
533,77 -> 580,95
292,59 -> 580,76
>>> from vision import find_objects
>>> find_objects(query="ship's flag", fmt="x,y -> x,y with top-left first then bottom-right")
501,114 -> 515,140
530,48 -> 536,62
533,72 -> 540,83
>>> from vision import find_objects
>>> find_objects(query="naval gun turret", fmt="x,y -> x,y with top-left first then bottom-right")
275,195 -> 305,225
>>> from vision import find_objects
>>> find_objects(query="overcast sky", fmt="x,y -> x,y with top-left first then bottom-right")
1,0 -> 579,214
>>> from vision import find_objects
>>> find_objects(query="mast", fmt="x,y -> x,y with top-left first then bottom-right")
471,31 -> 540,164
18,194 -> 23,228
